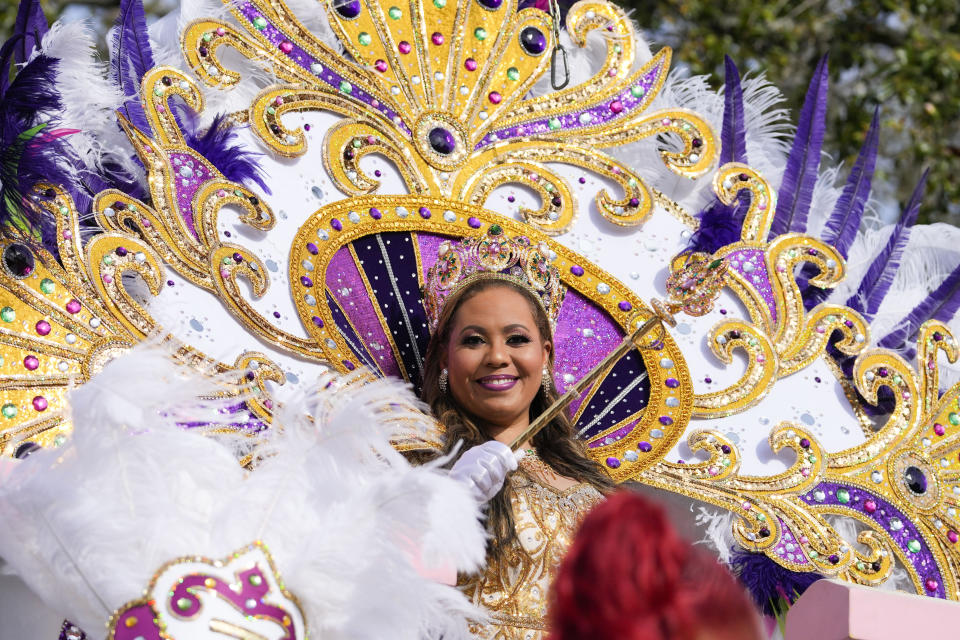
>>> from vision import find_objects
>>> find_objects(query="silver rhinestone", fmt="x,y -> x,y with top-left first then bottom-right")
596,283 -> 610,295
304,294 -> 316,305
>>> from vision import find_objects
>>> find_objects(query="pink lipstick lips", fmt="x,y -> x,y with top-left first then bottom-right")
476,374 -> 519,391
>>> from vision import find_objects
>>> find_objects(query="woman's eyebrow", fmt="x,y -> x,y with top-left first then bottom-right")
457,324 -> 488,336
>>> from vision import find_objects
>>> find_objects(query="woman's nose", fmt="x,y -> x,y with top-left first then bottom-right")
486,340 -> 509,366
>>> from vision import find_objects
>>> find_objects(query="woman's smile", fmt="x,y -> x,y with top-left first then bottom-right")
476,374 -> 519,391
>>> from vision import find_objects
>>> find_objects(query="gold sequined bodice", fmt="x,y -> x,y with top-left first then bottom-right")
460,470 -> 604,639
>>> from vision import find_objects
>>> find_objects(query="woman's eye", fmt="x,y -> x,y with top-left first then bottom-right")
507,334 -> 532,345
462,335 -> 484,345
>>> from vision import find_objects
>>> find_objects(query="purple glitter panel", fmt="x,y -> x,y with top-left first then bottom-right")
802,481 -> 944,598
168,565 -> 297,635
169,152 -> 213,238
726,248 -> 777,322
111,605 -> 162,640
475,59 -> 665,149
326,290 -> 381,371
326,245 -> 401,378
237,3 -> 410,136
415,232 -> 449,277
773,518 -> 809,565
553,289 -> 624,417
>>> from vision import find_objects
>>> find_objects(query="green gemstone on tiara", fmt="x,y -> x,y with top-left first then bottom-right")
489,224 -> 502,236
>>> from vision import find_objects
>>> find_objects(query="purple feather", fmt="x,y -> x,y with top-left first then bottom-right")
822,108 -> 880,259
0,35 -> 22,97
173,105 -> 271,193
720,55 -> 748,165
0,55 -> 65,237
13,0 -> 48,65
799,109 -> 881,309
683,195 -> 747,255
846,170 -> 927,318
879,260 -> 960,358
729,546 -> 823,617
769,54 -> 829,238
2,54 -> 61,127
111,0 -> 155,132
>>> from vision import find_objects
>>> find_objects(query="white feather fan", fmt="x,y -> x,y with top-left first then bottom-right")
0,347 -> 486,639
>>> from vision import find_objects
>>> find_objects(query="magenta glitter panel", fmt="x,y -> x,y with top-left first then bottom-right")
326,245 -> 401,378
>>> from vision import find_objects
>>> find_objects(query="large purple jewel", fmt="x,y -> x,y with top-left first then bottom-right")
904,466 -> 928,494
335,0 -> 362,19
519,27 -> 547,55
3,243 -> 34,278
477,0 -> 503,8
428,127 -> 457,155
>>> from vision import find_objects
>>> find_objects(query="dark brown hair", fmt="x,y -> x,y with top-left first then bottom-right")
421,278 -> 614,560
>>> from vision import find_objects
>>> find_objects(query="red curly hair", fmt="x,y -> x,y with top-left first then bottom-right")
548,491 -> 764,640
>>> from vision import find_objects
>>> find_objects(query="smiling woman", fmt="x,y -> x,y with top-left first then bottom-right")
420,230 -> 615,640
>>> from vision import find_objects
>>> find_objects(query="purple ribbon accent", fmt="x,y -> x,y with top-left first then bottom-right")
237,3 -> 410,135
475,59 -> 665,150
801,481 -> 945,598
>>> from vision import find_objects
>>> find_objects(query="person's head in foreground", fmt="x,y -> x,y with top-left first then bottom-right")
549,490 -> 765,640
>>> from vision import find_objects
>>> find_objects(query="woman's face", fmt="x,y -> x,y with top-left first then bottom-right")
444,285 -> 551,440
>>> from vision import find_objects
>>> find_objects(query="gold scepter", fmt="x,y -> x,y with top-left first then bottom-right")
509,257 -> 728,451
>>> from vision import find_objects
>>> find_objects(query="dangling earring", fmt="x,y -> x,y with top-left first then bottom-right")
542,366 -> 552,395
439,368 -> 448,395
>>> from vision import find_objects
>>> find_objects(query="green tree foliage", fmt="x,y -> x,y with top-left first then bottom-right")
627,0 -> 960,223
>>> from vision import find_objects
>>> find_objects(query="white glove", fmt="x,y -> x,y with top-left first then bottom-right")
450,440 -> 519,503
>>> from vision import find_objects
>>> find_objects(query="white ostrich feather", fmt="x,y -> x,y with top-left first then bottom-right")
227,372 -> 486,640
693,505 -> 736,564
0,345 -> 238,632
35,20 -> 145,190
0,350 -> 485,639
